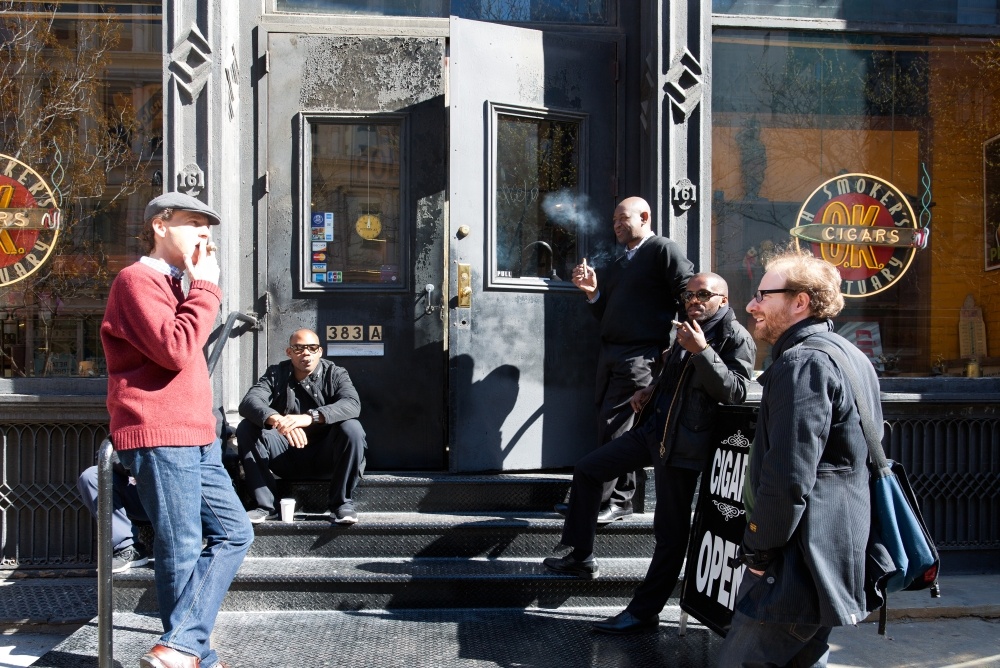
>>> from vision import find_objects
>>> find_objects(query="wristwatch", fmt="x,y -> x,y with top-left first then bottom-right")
308,408 -> 322,424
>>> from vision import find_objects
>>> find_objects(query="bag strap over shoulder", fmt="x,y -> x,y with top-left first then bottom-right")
797,334 -> 890,474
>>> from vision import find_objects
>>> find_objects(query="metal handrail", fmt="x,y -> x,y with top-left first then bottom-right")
98,310 -> 258,668
207,311 -> 260,377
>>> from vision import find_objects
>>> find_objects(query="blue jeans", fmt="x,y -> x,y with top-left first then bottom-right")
715,573 -> 832,668
118,440 -> 253,668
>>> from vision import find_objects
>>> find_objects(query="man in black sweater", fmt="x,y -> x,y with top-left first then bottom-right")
565,196 -> 693,522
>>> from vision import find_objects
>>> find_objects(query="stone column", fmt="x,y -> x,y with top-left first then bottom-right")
163,0 -> 244,406
653,0 -> 712,271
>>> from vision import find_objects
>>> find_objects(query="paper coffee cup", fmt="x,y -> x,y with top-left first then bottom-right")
279,498 -> 295,523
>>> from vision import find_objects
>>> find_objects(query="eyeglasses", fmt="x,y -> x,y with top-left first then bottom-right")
681,289 -> 724,303
290,344 -> 322,353
753,288 -> 797,303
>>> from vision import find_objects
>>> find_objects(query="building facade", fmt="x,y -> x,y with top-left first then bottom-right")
1,1 -> 998,568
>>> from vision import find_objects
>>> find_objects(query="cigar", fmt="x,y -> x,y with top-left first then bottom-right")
206,242 -> 217,253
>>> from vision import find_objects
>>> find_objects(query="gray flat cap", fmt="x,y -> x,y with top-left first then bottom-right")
144,192 -> 221,226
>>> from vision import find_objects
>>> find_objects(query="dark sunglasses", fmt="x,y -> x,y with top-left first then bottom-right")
753,288 -> 797,303
681,289 -> 724,303
290,344 -> 322,353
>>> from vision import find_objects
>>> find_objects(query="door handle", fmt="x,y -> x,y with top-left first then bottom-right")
457,263 -> 472,309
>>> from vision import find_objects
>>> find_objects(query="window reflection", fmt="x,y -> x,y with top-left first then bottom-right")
0,5 -> 161,378
494,114 -> 581,282
308,121 -> 403,288
276,0 -> 611,24
712,31 -> 1000,376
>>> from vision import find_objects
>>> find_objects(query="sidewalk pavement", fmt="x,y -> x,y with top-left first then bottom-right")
2,572 -> 999,667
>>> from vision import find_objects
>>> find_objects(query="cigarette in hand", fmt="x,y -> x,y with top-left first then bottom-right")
672,320 -> 684,327
206,242 -> 217,253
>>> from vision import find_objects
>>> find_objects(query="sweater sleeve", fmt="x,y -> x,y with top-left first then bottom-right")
108,270 -> 221,372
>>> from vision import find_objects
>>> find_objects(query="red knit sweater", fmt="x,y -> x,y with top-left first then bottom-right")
101,261 -> 222,450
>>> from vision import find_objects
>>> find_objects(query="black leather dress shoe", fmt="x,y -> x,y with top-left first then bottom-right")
592,610 -> 660,635
542,553 -> 599,578
596,504 -> 632,525
553,502 -> 569,516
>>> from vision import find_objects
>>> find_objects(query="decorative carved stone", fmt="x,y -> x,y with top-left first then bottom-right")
169,22 -> 213,103
664,48 -> 703,124
177,163 -> 205,196
671,178 -> 697,214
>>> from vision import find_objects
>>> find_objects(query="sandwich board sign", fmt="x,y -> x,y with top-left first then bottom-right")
680,405 -> 756,636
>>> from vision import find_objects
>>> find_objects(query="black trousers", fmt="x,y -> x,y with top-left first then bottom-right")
236,418 -> 366,513
560,420 -> 700,619
594,341 -> 660,508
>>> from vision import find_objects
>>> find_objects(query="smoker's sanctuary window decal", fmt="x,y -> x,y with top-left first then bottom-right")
0,154 -> 61,288
792,173 -> 927,298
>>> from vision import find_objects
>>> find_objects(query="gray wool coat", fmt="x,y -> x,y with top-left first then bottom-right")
737,318 -> 880,627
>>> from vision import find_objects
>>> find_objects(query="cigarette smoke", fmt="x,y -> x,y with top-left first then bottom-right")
542,190 -> 598,233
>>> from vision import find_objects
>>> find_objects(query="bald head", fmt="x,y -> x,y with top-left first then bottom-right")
288,328 -> 320,346
613,197 -> 653,248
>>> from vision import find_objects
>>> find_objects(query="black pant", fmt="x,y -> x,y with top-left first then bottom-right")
560,420 -> 700,618
237,419 -> 366,513
594,341 -> 659,508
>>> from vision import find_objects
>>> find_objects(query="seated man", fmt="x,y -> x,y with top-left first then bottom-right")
543,272 -> 755,634
237,328 -> 367,525
77,450 -> 151,573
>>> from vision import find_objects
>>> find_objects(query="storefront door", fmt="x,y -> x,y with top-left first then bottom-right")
448,18 -> 620,471
263,28 -> 448,470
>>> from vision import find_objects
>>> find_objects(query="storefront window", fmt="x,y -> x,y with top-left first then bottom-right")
0,2 -> 162,378
275,0 -> 612,24
493,112 -> 582,284
712,30 -> 1000,376
305,119 -> 404,289
713,0 -> 999,26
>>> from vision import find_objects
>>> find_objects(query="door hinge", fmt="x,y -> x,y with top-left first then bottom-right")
264,50 -> 270,74
264,171 -> 270,194
612,58 -> 620,82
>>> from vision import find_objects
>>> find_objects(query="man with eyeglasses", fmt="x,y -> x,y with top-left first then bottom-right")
545,272 -> 754,636
716,249 -> 879,668
566,196 -> 694,525
237,328 -> 367,525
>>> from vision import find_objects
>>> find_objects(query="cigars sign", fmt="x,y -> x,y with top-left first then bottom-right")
792,173 -> 927,298
0,154 -> 61,288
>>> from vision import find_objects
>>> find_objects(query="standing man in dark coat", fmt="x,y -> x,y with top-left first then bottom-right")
717,250 -> 879,667
545,273 -> 754,635
566,196 -> 694,523
238,328 -> 367,525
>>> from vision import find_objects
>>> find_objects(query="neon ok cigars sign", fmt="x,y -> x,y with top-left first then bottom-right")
792,173 -> 926,298
0,154 -> 61,288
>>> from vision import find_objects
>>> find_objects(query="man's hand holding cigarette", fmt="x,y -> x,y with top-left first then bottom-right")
572,257 -> 598,298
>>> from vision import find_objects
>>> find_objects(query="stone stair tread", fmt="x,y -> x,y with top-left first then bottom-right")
114,556 -> 654,583
252,510 -> 654,528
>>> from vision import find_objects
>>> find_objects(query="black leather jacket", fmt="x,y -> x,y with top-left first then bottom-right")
238,358 -> 360,427
641,305 -> 755,470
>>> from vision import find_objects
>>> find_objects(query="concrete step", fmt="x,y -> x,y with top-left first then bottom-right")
112,556 -> 656,613
280,469 -> 657,514
244,511 -> 655,559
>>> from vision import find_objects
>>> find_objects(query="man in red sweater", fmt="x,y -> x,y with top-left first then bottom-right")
101,192 -> 253,668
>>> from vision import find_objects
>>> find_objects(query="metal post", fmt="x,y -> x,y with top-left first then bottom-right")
96,437 -> 115,668
206,311 -> 259,377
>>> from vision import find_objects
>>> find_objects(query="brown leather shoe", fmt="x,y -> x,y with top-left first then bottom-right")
139,644 -> 200,668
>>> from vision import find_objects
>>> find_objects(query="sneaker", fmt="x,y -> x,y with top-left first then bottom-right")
332,503 -> 358,525
247,508 -> 278,524
112,544 -> 150,573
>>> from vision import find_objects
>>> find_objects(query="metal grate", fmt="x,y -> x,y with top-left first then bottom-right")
885,417 -> 1000,549
0,421 -> 107,567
